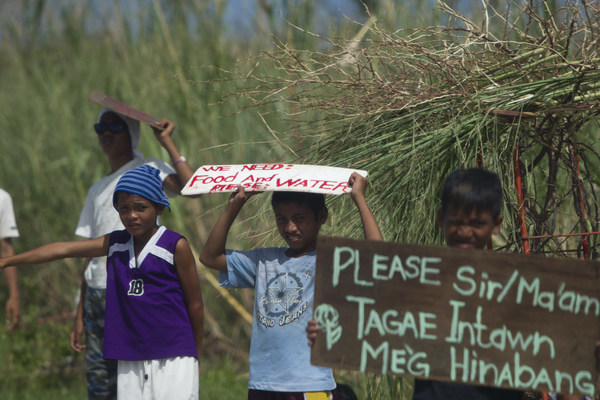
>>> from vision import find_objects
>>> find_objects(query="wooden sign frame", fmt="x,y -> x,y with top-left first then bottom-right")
312,236 -> 600,396
181,164 -> 368,195
88,91 -> 163,130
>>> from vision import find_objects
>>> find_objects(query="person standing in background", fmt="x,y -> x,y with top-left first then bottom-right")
70,107 -> 196,400
0,188 -> 20,331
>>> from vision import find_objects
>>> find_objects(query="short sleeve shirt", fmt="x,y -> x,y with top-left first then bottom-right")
0,189 -> 19,239
75,157 -> 176,289
220,247 -> 335,392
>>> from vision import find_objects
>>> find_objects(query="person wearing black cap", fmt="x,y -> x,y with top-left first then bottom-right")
72,108 -> 195,400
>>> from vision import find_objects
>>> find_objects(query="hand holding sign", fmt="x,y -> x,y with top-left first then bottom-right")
151,118 -> 177,144
88,90 -> 164,130
89,90 -> 196,195
349,171 -> 370,200
182,164 -> 368,196
227,185 -> 262,208
307,319 -> 319,347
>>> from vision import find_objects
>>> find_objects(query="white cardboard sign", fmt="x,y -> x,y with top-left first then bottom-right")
181,164 -> 368,196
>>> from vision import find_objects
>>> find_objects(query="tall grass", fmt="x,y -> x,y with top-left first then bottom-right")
225,0 -> 600,255
0,0 -> 398,395
0,0 -> 502,398
0,0 -> 271,328
0,0 -> 290,391
206,0 -> 600,398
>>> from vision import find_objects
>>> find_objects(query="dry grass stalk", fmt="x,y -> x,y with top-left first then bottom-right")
213,0 -> 600,259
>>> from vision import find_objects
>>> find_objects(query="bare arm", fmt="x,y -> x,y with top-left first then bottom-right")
175,239 -> 204,373
307,174 -> 382,347
152,119 -> 196,195
0,236 -> 110,270
349,172 -> 383,241
199,186 -> 255,272
69,258 -> 89,352
1,238 -> 19,330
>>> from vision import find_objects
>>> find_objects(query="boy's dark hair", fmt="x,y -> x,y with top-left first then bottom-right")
441,169 -> 502,218
271,191 -> 326,219
336,383 -> 358,400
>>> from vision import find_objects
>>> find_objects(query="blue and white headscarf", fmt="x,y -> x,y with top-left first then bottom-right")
113,165 -> 171,211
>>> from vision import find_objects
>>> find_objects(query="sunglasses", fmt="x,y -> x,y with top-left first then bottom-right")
94,122 -> 126,134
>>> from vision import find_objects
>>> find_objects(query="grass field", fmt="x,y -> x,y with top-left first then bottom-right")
0,358 -> 249,400
0,1 -> 488,398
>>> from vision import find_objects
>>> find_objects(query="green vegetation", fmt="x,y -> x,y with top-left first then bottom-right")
0,0 -> 417,397
0,0 -> 277,395
230,0 -> 600,259
2,0 -> 592,398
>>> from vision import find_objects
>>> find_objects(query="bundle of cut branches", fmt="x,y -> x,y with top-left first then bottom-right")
219,0 -> 600,257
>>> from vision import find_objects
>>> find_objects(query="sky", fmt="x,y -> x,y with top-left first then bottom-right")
0,0 -> 511,47
223,0 -> 365,34
0,0 -> 370,44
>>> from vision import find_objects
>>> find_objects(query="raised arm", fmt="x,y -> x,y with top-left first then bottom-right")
174,239 -> 203,375
349,172 -> 383,241
199,186 -> 255,272
0,236 -> 109,270
151,118 -> 196,195
307,174 -> 382,348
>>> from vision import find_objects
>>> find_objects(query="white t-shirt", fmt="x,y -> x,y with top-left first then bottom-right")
0,189 -> 19,239
75,157 -> 176,289
220,247 -> 335,392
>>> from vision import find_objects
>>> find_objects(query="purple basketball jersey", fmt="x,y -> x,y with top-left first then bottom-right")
103,226 -> 198,361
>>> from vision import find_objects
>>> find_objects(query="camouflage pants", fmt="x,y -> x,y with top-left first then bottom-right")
84,287 -> 118,400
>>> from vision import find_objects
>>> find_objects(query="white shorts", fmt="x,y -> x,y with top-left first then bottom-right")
117,356 -> 199,400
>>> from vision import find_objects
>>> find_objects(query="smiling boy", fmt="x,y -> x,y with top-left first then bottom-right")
412,168 -> 524,400
200,172 -> 382,400
436,168 -> 503,250
308,168 -> 525,400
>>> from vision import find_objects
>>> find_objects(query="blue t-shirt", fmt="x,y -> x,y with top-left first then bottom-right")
220,247 -> 336,392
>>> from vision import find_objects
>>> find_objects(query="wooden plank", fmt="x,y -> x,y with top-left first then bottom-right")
181,164 -> 368,196
312,236 -> 600,396
88,90 -> 163,129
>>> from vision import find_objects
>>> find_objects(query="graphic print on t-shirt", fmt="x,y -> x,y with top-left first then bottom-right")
258,272 -> 309,328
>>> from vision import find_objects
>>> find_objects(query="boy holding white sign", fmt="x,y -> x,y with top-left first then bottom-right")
200,172 -> 383,399
308,169 -> 525,400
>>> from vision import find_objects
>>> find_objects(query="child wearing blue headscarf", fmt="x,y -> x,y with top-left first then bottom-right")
73,108 -> 196,399
0,165 -> 204,400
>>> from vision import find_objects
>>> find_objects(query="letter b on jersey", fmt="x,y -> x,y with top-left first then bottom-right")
128,279 -> 144,296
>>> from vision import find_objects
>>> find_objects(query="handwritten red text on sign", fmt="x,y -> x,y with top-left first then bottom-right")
182,164 -> 368,196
